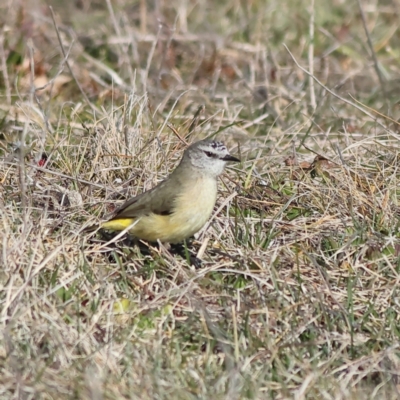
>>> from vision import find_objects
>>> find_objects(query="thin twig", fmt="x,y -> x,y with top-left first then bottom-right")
0,32 -> 11,104
143,26 -> 161,93
348,93 -> 400,126
167,123 -> 189,145
308,0 -> 316,110
3,160 -> 111,190
105,0 -> 135,85
49,6 -> 100,114
356,0 -> 387,98
283,44 -> 397,138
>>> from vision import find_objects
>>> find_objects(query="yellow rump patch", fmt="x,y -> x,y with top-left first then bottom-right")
102,218 -> 137,231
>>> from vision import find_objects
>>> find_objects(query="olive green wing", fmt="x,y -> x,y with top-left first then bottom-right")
108,179 -> 178,220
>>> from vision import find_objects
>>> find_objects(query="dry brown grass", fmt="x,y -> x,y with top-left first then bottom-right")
2,0 -> 400,399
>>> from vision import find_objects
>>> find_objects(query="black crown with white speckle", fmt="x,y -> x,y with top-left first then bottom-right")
210,141 -> 226,150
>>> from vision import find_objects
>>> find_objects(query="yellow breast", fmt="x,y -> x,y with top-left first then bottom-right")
167,176 -> 217,242
103,176 -> 218,243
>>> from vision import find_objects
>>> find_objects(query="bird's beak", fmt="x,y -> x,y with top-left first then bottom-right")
221,154 -> 240,162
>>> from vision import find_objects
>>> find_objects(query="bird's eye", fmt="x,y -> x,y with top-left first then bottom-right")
205,151 -> 214,157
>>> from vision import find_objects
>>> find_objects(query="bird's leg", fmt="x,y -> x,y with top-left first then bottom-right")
170,241 -> 202,268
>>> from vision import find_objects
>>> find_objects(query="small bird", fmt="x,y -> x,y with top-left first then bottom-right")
98,139 -> 240,244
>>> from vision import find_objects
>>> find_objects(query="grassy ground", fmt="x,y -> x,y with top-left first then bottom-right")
2,0 -> 400,398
